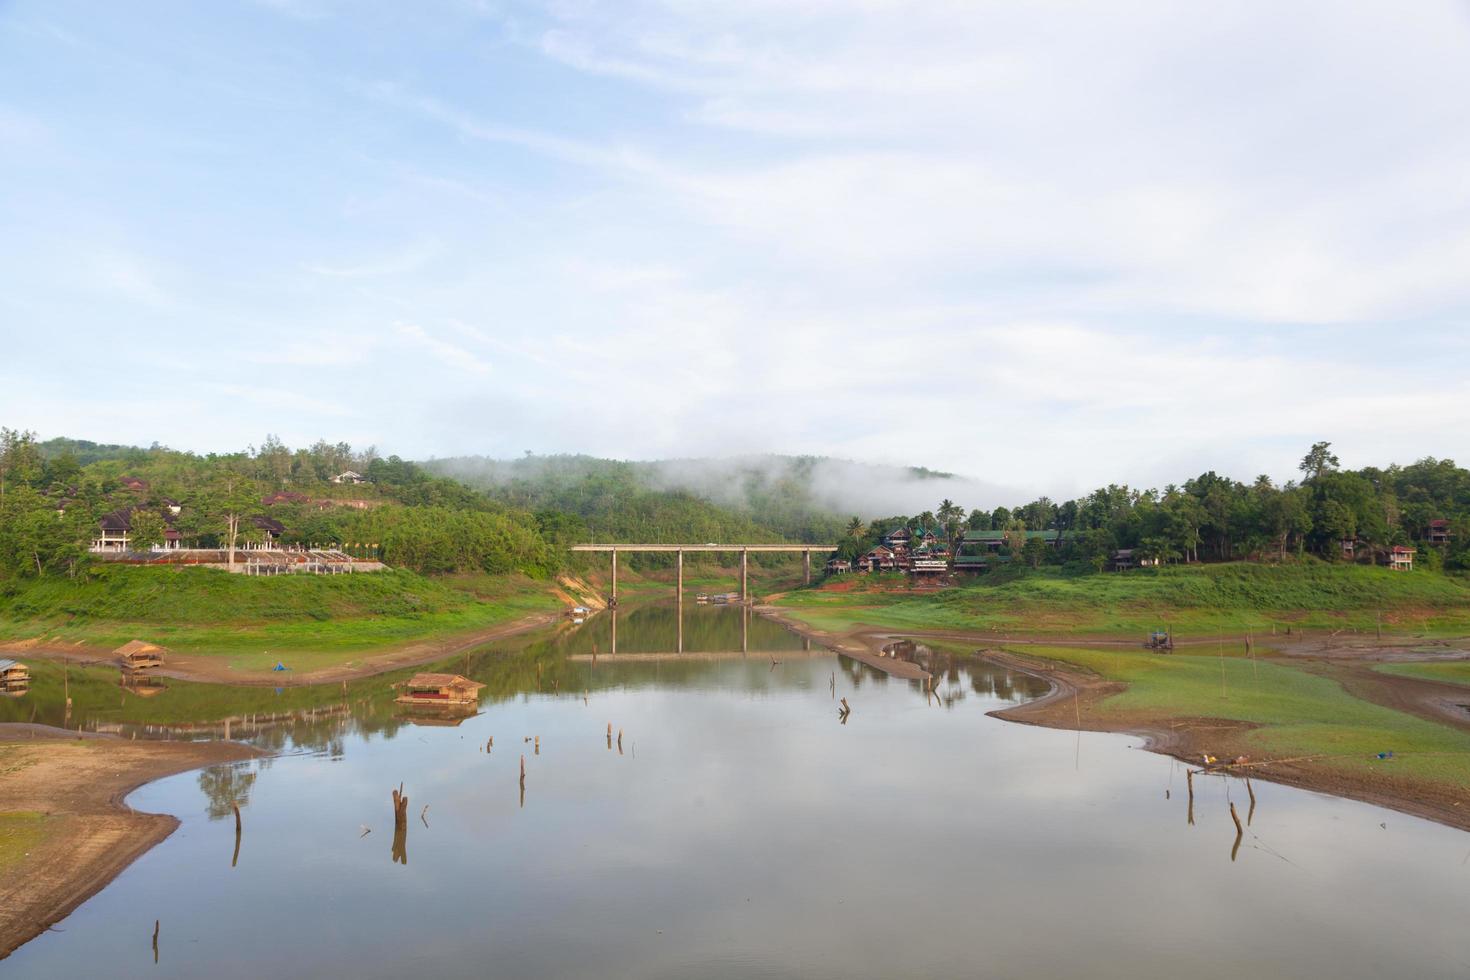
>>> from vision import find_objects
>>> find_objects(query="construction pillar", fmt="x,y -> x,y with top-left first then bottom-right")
610,549 -> 618,607
741,548 -> 749,602
610,607 -> 617,655
804,549 -> 811,585
676,549 -> 683,604
677,600 -> 683,654
741,603 -> 748,655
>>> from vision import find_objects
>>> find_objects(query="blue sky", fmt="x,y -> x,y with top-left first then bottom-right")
1,0 -> 1468,503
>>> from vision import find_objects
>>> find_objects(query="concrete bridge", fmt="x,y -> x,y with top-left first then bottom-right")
570,543 -> 839,604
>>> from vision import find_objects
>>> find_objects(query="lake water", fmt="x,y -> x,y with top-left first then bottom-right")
7,602 -> 1470,978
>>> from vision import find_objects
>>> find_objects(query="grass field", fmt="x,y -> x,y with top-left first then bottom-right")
936,642 -> 1470,789
0,811 -> 48,872
0,566 -> 560,666
776,562 -> 1470,637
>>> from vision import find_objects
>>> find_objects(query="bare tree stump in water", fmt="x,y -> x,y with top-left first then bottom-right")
231,801 -> 242,868
152,919 -> 159,963
391,785 -> 410,865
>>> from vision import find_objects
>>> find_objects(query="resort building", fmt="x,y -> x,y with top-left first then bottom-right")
858,545 -> 900,572
824,558 -> 852,574
332,470 -> 366,485
1428,520 -> 1452,546
1109,549 -> 1160,572
1386,545 -> 1416,571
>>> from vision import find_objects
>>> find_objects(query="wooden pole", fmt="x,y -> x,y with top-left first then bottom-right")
1246,776 -> 1256,825
152,919 -> 159,963
231,801 -> 242,868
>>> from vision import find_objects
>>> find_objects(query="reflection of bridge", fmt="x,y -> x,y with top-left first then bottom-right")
592,603 -> 815,657
570,543 -> 839,605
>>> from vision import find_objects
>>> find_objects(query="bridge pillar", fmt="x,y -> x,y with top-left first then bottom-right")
740,548 -> 748,602
676,548 -> 683,604
610,549 -> 618,607
804,549 -> 811,585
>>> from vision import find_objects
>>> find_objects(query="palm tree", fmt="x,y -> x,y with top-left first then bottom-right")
845,516 -> 866,540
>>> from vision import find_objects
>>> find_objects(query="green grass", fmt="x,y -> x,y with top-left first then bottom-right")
1375,661 -> 1470,686
0,811 -> 49,872
931,639 -> 1470,789
0,566 -> 561,666
777,562 -> 1470,637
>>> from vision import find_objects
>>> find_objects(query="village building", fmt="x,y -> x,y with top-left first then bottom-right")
91,506 -> 194,553
881,527 -> 912,554
116,640 -> 165,670
1386,545 -> 1416,571
1339,537 -> 1358,559
262,491 -> 311,507
332,470 -> 366,485
824,557 -> 852,574
1108,549 -> 1160,572
250,516 -> 288,549
0,658 -> 29,696
118,476 -> 150,493
394,673 -> 486,706
1428,519 -> 1452,546
858,545 -> 900,572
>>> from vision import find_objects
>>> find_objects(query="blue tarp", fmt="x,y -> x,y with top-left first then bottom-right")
272,662 -> 288,671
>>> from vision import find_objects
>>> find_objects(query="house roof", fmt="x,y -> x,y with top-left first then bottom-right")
114,640 -> 163,657
0,658 -> 24,672
961,529 -> 1061,542
98,508 -> 134,531
253,516 -> 287,534
1429,519 -> 1450,529
402,672 -> 485,691
262,491 -> 310,506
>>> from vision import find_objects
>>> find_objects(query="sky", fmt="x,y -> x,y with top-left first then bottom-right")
1,0 -> 1468,505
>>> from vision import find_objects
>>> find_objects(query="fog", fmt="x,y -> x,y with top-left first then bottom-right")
427,453 -> 1028,520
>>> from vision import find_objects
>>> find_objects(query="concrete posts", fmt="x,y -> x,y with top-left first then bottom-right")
740,548 -> 749,602
676,549 -> 683,604
610,549 -> 618,606
804,549 -> 811,585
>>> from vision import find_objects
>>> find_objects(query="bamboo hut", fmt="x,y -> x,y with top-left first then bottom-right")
394,673 -> 486,706
116,640 -> 165,670
0,658 -> 29,696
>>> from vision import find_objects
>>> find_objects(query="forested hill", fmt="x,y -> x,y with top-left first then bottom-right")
422,453 -> 960,543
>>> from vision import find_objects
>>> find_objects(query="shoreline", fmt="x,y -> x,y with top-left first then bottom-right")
0,726 -> 262,959
761,608 -> 1470,835
0,610 -> 562,687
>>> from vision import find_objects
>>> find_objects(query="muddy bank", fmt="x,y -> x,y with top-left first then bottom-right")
0,610 -> 561,687
766,613 -> 1470,835
0,726 -> 261,958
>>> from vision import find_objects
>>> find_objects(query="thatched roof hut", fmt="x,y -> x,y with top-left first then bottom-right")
116,639 -> 165,670
394,672 -> 486,705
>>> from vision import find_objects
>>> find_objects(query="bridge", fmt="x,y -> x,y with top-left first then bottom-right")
570,543 -> 839,604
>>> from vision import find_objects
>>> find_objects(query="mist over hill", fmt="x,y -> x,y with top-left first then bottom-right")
424,453 -> 1012,536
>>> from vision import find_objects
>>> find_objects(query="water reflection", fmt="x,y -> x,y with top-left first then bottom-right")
7,604 -> 1470,979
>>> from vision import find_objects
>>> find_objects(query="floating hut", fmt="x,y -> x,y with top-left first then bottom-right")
0,658 -> 29,696
394,673 -> 486,706
116,639 -> 165,670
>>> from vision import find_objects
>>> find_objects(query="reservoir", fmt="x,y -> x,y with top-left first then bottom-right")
5,601 -> 1470,978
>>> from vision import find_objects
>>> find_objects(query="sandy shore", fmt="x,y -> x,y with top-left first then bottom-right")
0,726 -> 261,958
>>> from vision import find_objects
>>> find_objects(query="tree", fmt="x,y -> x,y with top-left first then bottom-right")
128,508 -> 166,553
196,471 -> 260,568
1299,441 -> 1340,482
1021,536 -> 1046,569
845,516 -> 866,541
936,499 -> 964,546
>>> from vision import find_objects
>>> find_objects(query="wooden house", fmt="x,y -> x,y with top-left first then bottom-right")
116,639 -> 165,670
0,658 -> 29,695
1109,549 -> 1159,572
1386,545 -> 1416,571
824,558 -> 852,575
881,528 -> 912,553
1428,520 -> 1452,546
332,470 -> 366,485
92,506 -> 193,553
395,673 -> 486,706
249,516 -> 288,549
858,545 -> 899,572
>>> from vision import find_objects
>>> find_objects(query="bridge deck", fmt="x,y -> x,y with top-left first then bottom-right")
571,544 -> 837,552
